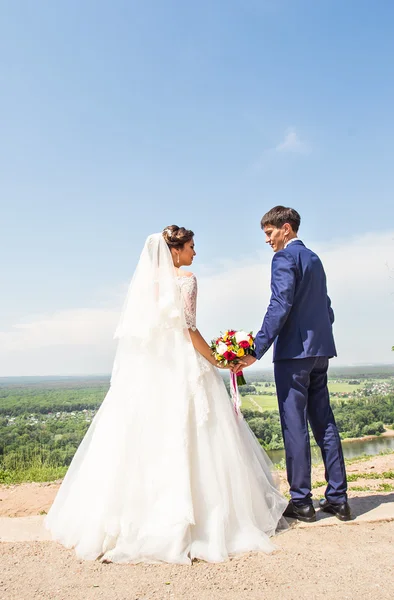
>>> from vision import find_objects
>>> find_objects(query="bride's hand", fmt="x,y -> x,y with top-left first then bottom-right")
216,360 -> 247,372
215,361 -> 231,370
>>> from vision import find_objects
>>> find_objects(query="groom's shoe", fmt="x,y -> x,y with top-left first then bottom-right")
283,501 -> 316,523
319,499 -> 352,521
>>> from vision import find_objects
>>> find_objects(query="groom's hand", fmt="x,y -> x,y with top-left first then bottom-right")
230,356 -> 256,373
236,355 -> 256,371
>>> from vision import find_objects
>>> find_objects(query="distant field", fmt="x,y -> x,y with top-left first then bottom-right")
241,394 -> 278,412
241,380 -> 365,412
327,382 -> 363,393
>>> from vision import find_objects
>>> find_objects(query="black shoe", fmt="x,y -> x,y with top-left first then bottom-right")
319,499 -> 352,521
283,501 -> 316,523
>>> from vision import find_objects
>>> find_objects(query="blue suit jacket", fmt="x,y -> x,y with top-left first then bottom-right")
254,240 -> 337,361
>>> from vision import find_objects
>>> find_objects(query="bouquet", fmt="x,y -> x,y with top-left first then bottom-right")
211,330 -> 255,415
211,329 -> 254,417
211,329 -> 255,384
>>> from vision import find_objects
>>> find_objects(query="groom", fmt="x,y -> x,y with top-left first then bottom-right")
239,206 -> 350,522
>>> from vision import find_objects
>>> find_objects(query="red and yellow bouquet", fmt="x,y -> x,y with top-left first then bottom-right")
210,329 -> 255,386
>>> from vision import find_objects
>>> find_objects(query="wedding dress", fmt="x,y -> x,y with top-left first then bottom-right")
45,234 -> 287,564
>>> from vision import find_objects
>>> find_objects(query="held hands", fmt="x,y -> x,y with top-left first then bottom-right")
213,356 -> 257,372
230,355 -> 257,373
214,358 -> 239,370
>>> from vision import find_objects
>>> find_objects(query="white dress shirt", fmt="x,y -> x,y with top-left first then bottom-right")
284,237 -> 300,248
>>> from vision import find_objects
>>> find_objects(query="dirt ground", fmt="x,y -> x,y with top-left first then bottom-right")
0,453 -> 393,600
1,522 -> 393,600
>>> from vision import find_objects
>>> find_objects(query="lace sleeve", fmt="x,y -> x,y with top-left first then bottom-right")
179,274 -> 197,331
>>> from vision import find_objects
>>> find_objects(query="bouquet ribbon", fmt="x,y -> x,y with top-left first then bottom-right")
230,371 -> 242,416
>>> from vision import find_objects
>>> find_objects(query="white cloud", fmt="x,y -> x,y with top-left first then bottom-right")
275,127 -> 310,154
0,309 -> 119,376
0,309 -> 118,350
252,127 -> 310,170
1,231 -> 393,375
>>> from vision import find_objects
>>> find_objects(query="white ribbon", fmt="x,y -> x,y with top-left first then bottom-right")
230,372 -> 242,416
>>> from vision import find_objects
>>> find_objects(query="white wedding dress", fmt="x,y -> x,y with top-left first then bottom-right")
46,234 -> 287,564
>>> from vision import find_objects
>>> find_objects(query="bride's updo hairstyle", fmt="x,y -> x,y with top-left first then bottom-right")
162,225 -> 194,249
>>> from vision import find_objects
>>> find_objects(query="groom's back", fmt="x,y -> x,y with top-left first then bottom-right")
274,241 -> 337,361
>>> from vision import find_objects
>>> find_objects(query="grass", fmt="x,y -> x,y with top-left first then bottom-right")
2,466 -> 394,487
378,483 -> 394,492
0,460 -> 68,485
347,471 -> 394,481
312,470 -> 394,490
349,484 -> 394,492
1,451 -> 393,488
313,473 -> 394,490
312,480 -> 327,488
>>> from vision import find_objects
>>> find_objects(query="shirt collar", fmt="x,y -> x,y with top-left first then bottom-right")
284,237 -> 300,248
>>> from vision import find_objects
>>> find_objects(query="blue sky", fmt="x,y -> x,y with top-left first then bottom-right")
1,1 -> 394,375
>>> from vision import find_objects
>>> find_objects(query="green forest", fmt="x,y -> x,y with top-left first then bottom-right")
0,376 -> 394,483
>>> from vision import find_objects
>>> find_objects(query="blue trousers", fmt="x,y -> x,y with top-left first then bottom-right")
274,357 -> 347,506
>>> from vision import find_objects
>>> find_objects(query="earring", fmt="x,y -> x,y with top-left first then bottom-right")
177,254 -> 180,265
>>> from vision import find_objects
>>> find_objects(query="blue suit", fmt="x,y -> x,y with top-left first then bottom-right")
255,240 -> 347,506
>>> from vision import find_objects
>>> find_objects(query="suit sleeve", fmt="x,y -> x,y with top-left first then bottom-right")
327,295 -> 335,325
254,252 -> 297,360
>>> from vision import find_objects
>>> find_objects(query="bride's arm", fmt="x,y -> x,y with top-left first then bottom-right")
188,328 -> 224,367
180,272 -> 228,369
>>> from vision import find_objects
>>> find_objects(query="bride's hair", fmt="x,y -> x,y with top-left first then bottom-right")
162,225 -> 194,249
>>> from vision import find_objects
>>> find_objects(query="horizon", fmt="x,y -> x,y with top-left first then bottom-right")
1,362 -> 394,383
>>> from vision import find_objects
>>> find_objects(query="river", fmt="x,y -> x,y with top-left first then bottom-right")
267,434 -> 394,466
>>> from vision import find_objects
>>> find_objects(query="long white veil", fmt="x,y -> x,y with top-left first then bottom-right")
114,233 -> 182,341
110,233 -> 186,386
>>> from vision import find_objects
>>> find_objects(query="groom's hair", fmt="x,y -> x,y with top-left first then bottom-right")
261,206 -> 301,233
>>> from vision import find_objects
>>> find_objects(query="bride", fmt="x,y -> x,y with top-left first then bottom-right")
46,225 -> 287,564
